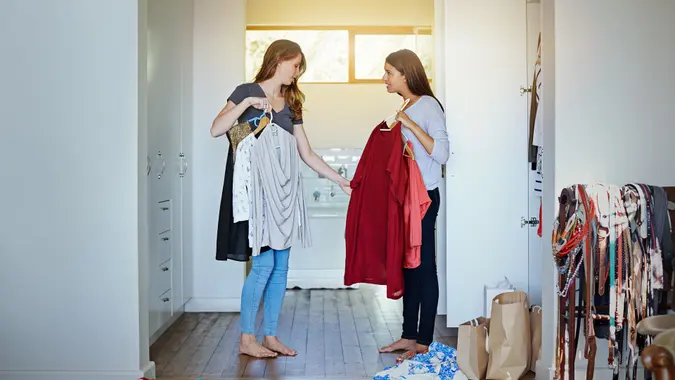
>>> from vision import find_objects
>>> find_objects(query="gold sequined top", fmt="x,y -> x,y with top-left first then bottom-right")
226,121 -> 252,162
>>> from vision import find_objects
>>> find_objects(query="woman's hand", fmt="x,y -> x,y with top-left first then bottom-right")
395,111 -> 415,129
339,179 -> 352,196
246,97 -> 270,111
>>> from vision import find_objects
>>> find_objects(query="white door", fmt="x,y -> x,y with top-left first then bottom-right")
433,0 -> 448,316
526,2 -> 543,307
178,0 -> 194,308
147,0 -> 186,332
444,0 -> 529,327
147,0 -> 174,336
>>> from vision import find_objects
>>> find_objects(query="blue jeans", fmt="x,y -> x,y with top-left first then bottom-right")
240,248 -> 290,336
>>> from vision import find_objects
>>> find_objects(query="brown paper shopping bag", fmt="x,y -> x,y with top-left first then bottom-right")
457,317 -> 490,379
530,306 -> 542,372
486,291 -> 531,379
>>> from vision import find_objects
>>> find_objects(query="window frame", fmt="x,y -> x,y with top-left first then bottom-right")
246,25 -> 433,84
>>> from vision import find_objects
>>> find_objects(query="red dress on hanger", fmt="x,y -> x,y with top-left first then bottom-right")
344,121 -> 408,299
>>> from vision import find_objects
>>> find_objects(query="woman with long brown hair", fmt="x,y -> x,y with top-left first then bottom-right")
377,49 -> 450,362
211,39 -> 351,358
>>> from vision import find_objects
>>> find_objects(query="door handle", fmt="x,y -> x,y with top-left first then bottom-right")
520,86 -> 532,96
521,216 -> 539,228
156,151 -> 166,179
178,152 -> 188,177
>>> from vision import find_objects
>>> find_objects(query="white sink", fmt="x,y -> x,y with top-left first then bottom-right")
306,203 -> 348,218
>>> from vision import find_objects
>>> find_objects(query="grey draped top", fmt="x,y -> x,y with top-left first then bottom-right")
248,123 -> 312,255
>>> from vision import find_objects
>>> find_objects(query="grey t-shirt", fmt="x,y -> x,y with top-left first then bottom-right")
227,82 -> 303,134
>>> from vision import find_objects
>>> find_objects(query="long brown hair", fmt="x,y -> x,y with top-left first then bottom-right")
386,49 -> 444,112
254,39 -> 307,121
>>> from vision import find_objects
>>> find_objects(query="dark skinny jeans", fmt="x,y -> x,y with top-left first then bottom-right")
401,188 -> 440,347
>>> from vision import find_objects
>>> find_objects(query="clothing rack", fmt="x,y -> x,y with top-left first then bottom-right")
553,183 -> 674,380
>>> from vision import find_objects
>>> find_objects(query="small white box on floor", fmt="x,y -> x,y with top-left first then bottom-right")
484,277 -> 516,317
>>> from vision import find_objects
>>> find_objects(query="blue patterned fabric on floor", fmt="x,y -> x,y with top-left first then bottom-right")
373,342 -> 467,380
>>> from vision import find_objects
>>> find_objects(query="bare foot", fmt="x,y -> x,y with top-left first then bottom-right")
239,334 -> 277,358
396,343 -> 429,363
263,336 -> 297,356
379,338 -> 416,353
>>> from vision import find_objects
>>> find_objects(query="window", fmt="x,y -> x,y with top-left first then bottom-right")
245,26 -> 433,84
245,29 -> 349,83
354,33 -> 433,80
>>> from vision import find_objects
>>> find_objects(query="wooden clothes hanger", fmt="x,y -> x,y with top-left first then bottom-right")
248,108 -> 266,125
380,98 -> 415,159
252,88 -> 277,136
403,139 -> 414,160
251,108 -> 271,136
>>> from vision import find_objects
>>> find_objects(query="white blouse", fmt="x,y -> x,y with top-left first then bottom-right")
232,133 -> 256,223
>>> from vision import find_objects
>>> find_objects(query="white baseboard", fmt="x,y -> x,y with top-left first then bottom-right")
142,361 -> 156,379
0,367 -> 152,380
185,297 -> 240,312
287,269 -> 358,289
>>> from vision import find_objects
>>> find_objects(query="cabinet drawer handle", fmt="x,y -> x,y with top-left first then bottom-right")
161,207 -> 169,211
162,237 -> 169,241
161,267 -> 169,271
161,297 -> 170,302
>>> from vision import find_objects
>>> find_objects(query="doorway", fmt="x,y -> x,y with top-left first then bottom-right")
145,0 -> 544,378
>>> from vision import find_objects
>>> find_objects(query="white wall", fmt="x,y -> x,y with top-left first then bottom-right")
137,0 -> 152,374
555,1 -> 675,187
302,84 -> 403,148
539,0 -> 675,378
188,0 -> 247,312
0,1 -> 148,379
246,0 -> 433,26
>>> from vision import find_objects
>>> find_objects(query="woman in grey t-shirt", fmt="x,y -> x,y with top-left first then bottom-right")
210,39 -> 351,358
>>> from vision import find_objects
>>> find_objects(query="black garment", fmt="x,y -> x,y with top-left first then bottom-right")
401,188 -> 440,346
215,134 -> 269,262
216,82 -> 299,262
651,186 -> 674,273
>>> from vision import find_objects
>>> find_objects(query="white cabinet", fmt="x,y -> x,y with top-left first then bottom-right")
145,0 -> 194,342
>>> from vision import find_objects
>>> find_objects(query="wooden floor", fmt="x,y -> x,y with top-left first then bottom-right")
151,285 -> 458,380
